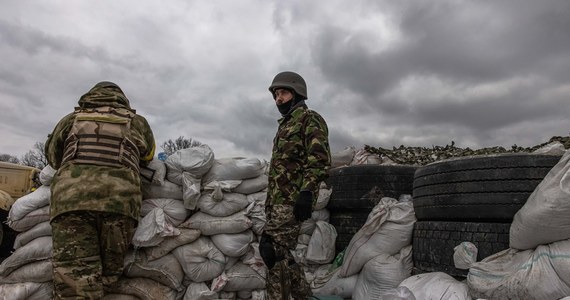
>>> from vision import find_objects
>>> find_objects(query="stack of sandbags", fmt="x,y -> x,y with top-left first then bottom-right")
0,165 -> 55,298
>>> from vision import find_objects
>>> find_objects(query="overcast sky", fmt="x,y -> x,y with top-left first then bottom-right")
1,0 -> 569,161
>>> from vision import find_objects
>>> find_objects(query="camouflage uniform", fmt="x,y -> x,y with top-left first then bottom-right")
45,82 -> 155,299
264,103 -> 331,299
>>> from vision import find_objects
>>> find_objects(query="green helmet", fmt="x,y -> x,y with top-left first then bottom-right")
268,71 -> 307,100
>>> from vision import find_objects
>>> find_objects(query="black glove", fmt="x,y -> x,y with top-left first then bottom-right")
293,191 -> 313,222
259,234 -> 277,269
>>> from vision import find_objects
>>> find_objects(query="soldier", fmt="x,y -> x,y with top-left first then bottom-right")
260,71 -> 331,299
45,81 -> 155,299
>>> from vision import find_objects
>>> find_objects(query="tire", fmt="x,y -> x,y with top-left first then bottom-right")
412,221 -> 510,277
327,165 -> 417,210
413,154 -> 561,221
328,210 -> 369,253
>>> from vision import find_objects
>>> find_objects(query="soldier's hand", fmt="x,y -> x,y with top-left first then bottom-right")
259,234 -> 277,269
293,191 -> 313,222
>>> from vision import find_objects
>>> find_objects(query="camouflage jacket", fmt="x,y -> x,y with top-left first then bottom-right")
45,85 -> 155,221
267,104 -> 331,206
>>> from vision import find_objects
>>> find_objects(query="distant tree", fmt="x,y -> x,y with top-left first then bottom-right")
0,154 -> 20,164
161,136 -> 201,156
20,142 -> 48,169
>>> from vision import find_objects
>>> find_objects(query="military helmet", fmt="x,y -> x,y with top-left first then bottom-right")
268,71 -> 307,100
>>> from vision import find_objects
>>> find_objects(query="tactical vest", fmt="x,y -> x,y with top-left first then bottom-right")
61,106 -> 141,172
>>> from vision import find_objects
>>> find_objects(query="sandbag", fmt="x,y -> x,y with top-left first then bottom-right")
315,183 -> 332,210
142,180 -> 183,200
311,267 -> 357,298
232,174 -> 268,194
39,165 -> 56,186
183,282 -> 218,300
8,205 -> 50,232
399,272 -> 471,300
467,239 -> 570,300
353,246 -> 413,300
0,282 -> 53,300
165,145 -> 215,185
245,192 -> 266,235
211,230 -> 255,258
133,198 -> 187,248
109,277 -> 178,300
202,157 -> 266,185
339,197 -> 415,277
0,259 -> 52,283
8,186 -> 50,222
218,262 -> 265,292
144,228 -> 201,261
124,251 -> 185,291
197,188 -> 249,217
13,221 -> 52,249
0,236 -> 52,276
331,146 -> 356,168
305,221 -> 337,264
454,241 -> 478,270
510,151 -> 570,249
180,211 -> 252,236
172,236 -> 226,282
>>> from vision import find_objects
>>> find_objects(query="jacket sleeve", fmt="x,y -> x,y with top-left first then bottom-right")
45,113 -> 74,170
133,115 -> 156,165
301,112 -> 331,195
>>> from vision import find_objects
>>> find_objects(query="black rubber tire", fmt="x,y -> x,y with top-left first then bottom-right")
413,153 -> 561,221
412,221 -> 510,277
328,210 -> 369,253
327,165 -> 417,211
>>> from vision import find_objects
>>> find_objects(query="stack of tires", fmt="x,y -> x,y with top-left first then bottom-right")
326,164 -> 417,254
412,153 -> 562,277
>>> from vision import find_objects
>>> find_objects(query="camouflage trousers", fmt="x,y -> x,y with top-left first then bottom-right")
51,211 -> 136,300
264,204 -> 312,300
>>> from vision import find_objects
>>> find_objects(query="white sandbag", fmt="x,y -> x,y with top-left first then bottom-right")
203,180 -> 242,192
454,242 -> 478,270
339,197 -> 416,277
0,259 -> 52,283
142,180 -> 183,200
39,165 -> 56,186
353,148 -> 382,165
331,146 -> 356,168
467,239 -> 570,300
240,243 -> 267,277
109,277 -> 178,300
197,188 -> 249,217
140,158 -> 167,186
533,141 -> 566,155
180,211 -> 252,236
172,236 -> 226,282
510,151 -> 570,250
353,245 -> 413,300
233,174 -> 268,194
124,251 -> 185,292
300,209 -> 330,235
202,157 -> 266,185
377,286 -> 416,300
182,172 -> 202,210
306,221 -> 337,264
293,244 -> 308,265
245,192 -> 266,235
0,236 -> 52,276
399,272 -> 471,300
0,282 -> 53,300
165,145 -> 215,185
8,186 -> 50,222
211,230 -> 255,258
183,282 -> 218,300
144,228 -> 201,261
8,205 -> 50,232
133,198 -> 187,248
13,221 -> 51,249
311,267 -> 357,298
220,262 -> 265,291
298,234 -> 312,245
141,198 -> 187,225
315,182 -> 332,210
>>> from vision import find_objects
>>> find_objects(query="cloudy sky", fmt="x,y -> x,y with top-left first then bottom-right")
1,0 -> 569,161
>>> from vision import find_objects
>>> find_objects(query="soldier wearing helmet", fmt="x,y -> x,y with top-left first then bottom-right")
260,71 -> 331,299
45,81 -> 155,299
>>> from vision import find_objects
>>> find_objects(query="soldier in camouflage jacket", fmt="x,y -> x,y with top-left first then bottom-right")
45,81 -> 155,299
261,71 -> 331,299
